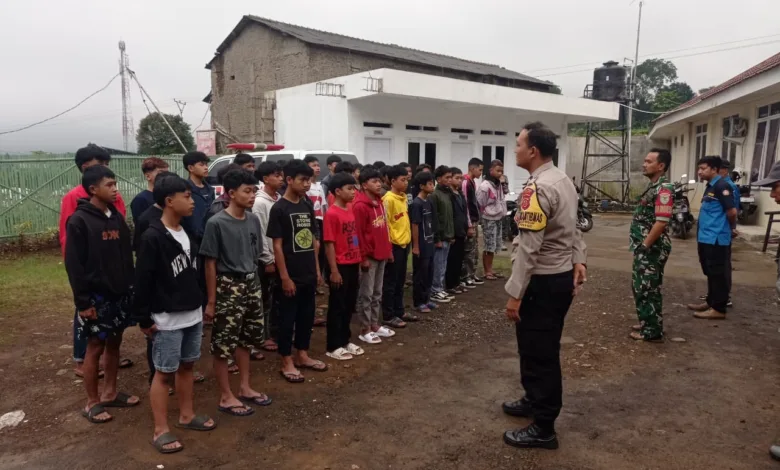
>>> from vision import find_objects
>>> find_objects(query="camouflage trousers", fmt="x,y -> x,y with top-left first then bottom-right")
632,248 -> 670,338
210,273 -> 264,359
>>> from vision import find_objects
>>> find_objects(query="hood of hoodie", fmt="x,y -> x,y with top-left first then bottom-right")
384,190 -> 408,204
353,190 -> 384,211
257,189 -> 280,204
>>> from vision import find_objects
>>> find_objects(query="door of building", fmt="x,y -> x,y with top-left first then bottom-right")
407,139 -> 437,171
451,141 -> 474,174
365,137 -> 392,164
481,144 -> 506,171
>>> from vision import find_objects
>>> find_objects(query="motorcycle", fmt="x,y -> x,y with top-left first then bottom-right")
506,196 -> 518,240
732,171 -> 757,223
576,190 -> 594,232
670,174 -> 696,239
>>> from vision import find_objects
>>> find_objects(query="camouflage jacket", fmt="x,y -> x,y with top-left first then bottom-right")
629,176 -> 674,252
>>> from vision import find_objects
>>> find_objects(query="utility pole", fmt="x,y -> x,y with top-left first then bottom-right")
626,0 -> 644,194
127,68 -> 188,153
173,99 -> 187,118
118,41 -> 134,152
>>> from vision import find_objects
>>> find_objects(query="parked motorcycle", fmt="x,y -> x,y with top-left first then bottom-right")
506,197 -> 518,240
732,171 -> 757,223
670,174 -> 696,239
576,190 -> 594,232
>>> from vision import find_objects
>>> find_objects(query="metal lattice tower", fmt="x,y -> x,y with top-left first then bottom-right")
119,41 -> 134,151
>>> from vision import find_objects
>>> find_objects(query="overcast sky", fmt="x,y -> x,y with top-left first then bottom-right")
1,0 -> 779,153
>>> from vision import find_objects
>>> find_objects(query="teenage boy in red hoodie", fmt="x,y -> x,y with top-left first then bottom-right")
353,168 -> 395,344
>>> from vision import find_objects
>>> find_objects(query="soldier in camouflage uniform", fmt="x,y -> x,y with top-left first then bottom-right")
629,149 -> 674,342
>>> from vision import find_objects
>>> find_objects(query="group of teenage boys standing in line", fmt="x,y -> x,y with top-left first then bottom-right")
59,143 -> 511,453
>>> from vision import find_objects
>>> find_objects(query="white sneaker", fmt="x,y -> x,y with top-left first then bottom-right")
358,332 -> 382,344
464,280 -> 477,289
326,347 -> 353,361
431,292 -> 451,303
345,343 -> 365,356
375,326 -> 396,337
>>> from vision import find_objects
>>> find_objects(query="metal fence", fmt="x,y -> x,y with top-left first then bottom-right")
0,156 -> 187,239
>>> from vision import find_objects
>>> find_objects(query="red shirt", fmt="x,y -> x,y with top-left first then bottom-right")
323,205 -> 361,265
59,185 -> 126,257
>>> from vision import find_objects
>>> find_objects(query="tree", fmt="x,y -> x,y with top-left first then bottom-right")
136,112 -> 194,155
698,86 -> 714,94
652,82 -> 695,112
632,59 -> 681,126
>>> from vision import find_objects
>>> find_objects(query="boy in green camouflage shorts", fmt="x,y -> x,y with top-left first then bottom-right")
200,169 -> 271,417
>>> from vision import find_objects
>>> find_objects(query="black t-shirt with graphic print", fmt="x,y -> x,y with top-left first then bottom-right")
267,197 -> 318,286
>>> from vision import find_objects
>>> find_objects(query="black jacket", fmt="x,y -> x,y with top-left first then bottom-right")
133,218 -> 203,328
64,199 -> 134,311
132,204 -> 162,253
181,179 -> 214,242
450,190 -> 468,239
463,176 -> 480,224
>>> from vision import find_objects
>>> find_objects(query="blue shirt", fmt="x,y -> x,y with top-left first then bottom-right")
698,174 -> 736,246
129,190 -> 155,221
724,176 -> 740,208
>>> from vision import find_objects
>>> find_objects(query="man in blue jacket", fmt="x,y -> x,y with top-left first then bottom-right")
687,156 -> 738,320
181,151 -> 214,244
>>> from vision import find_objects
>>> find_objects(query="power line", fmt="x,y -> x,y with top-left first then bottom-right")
523,33 -> 780,75
194,106 -> 210,131
533,39 -> 780,78
0,74 -> 120,136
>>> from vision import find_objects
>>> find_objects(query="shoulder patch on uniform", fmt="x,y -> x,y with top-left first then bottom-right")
514,183 -> 547,232
658,187 -> 672,205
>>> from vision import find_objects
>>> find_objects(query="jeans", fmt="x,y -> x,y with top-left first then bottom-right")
276,283 -> 316,356
358,258 -> 386,328
382,244 -> 409,321
326,264 -> 359,352
413,254 -> 434,307
515,270 -> 574,433
446,237 -> 466,290
698,242 -> 730,313
431,241 -> 451,293
152,322 -> 203,373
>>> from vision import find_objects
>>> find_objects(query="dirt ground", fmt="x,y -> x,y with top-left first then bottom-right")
1,215 -> 779,470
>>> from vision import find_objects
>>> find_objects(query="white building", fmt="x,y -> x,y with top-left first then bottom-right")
272,68 -> 618,191
649,52 -> 780,226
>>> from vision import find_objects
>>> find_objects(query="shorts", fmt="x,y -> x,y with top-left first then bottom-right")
75,295 -> 130,343
483,219 -> 502,253
152,322 -> 203,373
210,273 -> 264,359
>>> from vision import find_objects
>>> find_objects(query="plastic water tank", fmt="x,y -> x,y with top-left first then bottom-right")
592,61 -> 628,102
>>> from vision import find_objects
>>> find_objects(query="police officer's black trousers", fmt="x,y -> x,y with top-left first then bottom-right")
698,242 -> 729,313
515,270 -> 574,433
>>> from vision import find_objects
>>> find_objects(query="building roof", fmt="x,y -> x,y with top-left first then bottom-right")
658,51 -> 780,119
206,15 -> 551,89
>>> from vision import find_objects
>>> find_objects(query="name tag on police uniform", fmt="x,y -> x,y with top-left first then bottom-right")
514,183 -> 548,232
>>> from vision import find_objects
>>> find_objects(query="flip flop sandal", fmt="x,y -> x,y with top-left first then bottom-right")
81,404 -> 113,424
74,369 -> 105,379
358,333 -> 382,344
227,361 -> 239,374
630,324 -> 642,332
101,391 -> 140,408
280,370 -> 305,383
494,273 -> 506,279
401,313 -> 420,322
217,404 -> 255,417
239,394 -> 273,406
176,414 -> 217,431
484,274 -> 498,280
152,432 -> 184,454
118,358 -> 134,369
295,360 -> 329,372
194,373 -> 206,384
383,317 -> 406,329
250,350 -> 265,361
261,342 -> 279,352
628,332 -> 664,343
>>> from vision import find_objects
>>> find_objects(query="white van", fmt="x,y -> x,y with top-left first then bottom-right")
206,149 -> 359,195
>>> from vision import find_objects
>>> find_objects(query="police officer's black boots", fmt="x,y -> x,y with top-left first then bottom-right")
503,423 -> 558,449
502,398 -> 533,417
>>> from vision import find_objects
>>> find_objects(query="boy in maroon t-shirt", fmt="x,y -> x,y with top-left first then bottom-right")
323,173 -> 364,361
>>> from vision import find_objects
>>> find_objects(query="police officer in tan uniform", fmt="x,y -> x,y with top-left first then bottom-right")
502,122 -> 587,450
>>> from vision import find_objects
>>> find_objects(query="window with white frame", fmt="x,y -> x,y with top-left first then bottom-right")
750,102 -> 780,183
721,115 -> 739,162
695,124 -> 707,160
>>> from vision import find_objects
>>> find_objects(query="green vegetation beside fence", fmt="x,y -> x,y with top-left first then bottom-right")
0,156 -> 187,239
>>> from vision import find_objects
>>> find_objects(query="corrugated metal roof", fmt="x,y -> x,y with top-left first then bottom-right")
206,15 -> 551,89
657,51 -> 780,120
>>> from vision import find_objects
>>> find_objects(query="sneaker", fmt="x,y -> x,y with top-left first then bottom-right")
472,277 -> 485,285
431,292 -> 451,303
446,288 -> 461,296
326,347 -> 353,361
727,298 -> 733,308
697,295 -> 733,308
426,302 -> 438,310
463,281 -> 477,289
417,304 -> 432,313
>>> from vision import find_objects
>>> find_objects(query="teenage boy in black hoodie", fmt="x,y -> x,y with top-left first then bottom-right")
446,167 -> 469,294
200,169 -> 271,417
65,165 -> 139,424
134,175 -> 216,453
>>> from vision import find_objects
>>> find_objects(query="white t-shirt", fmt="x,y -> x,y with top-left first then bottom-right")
307,182 -> 327,220
151,226 -> 203,331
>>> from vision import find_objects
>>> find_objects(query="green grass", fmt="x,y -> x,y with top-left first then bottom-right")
0,251 -> 70,313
